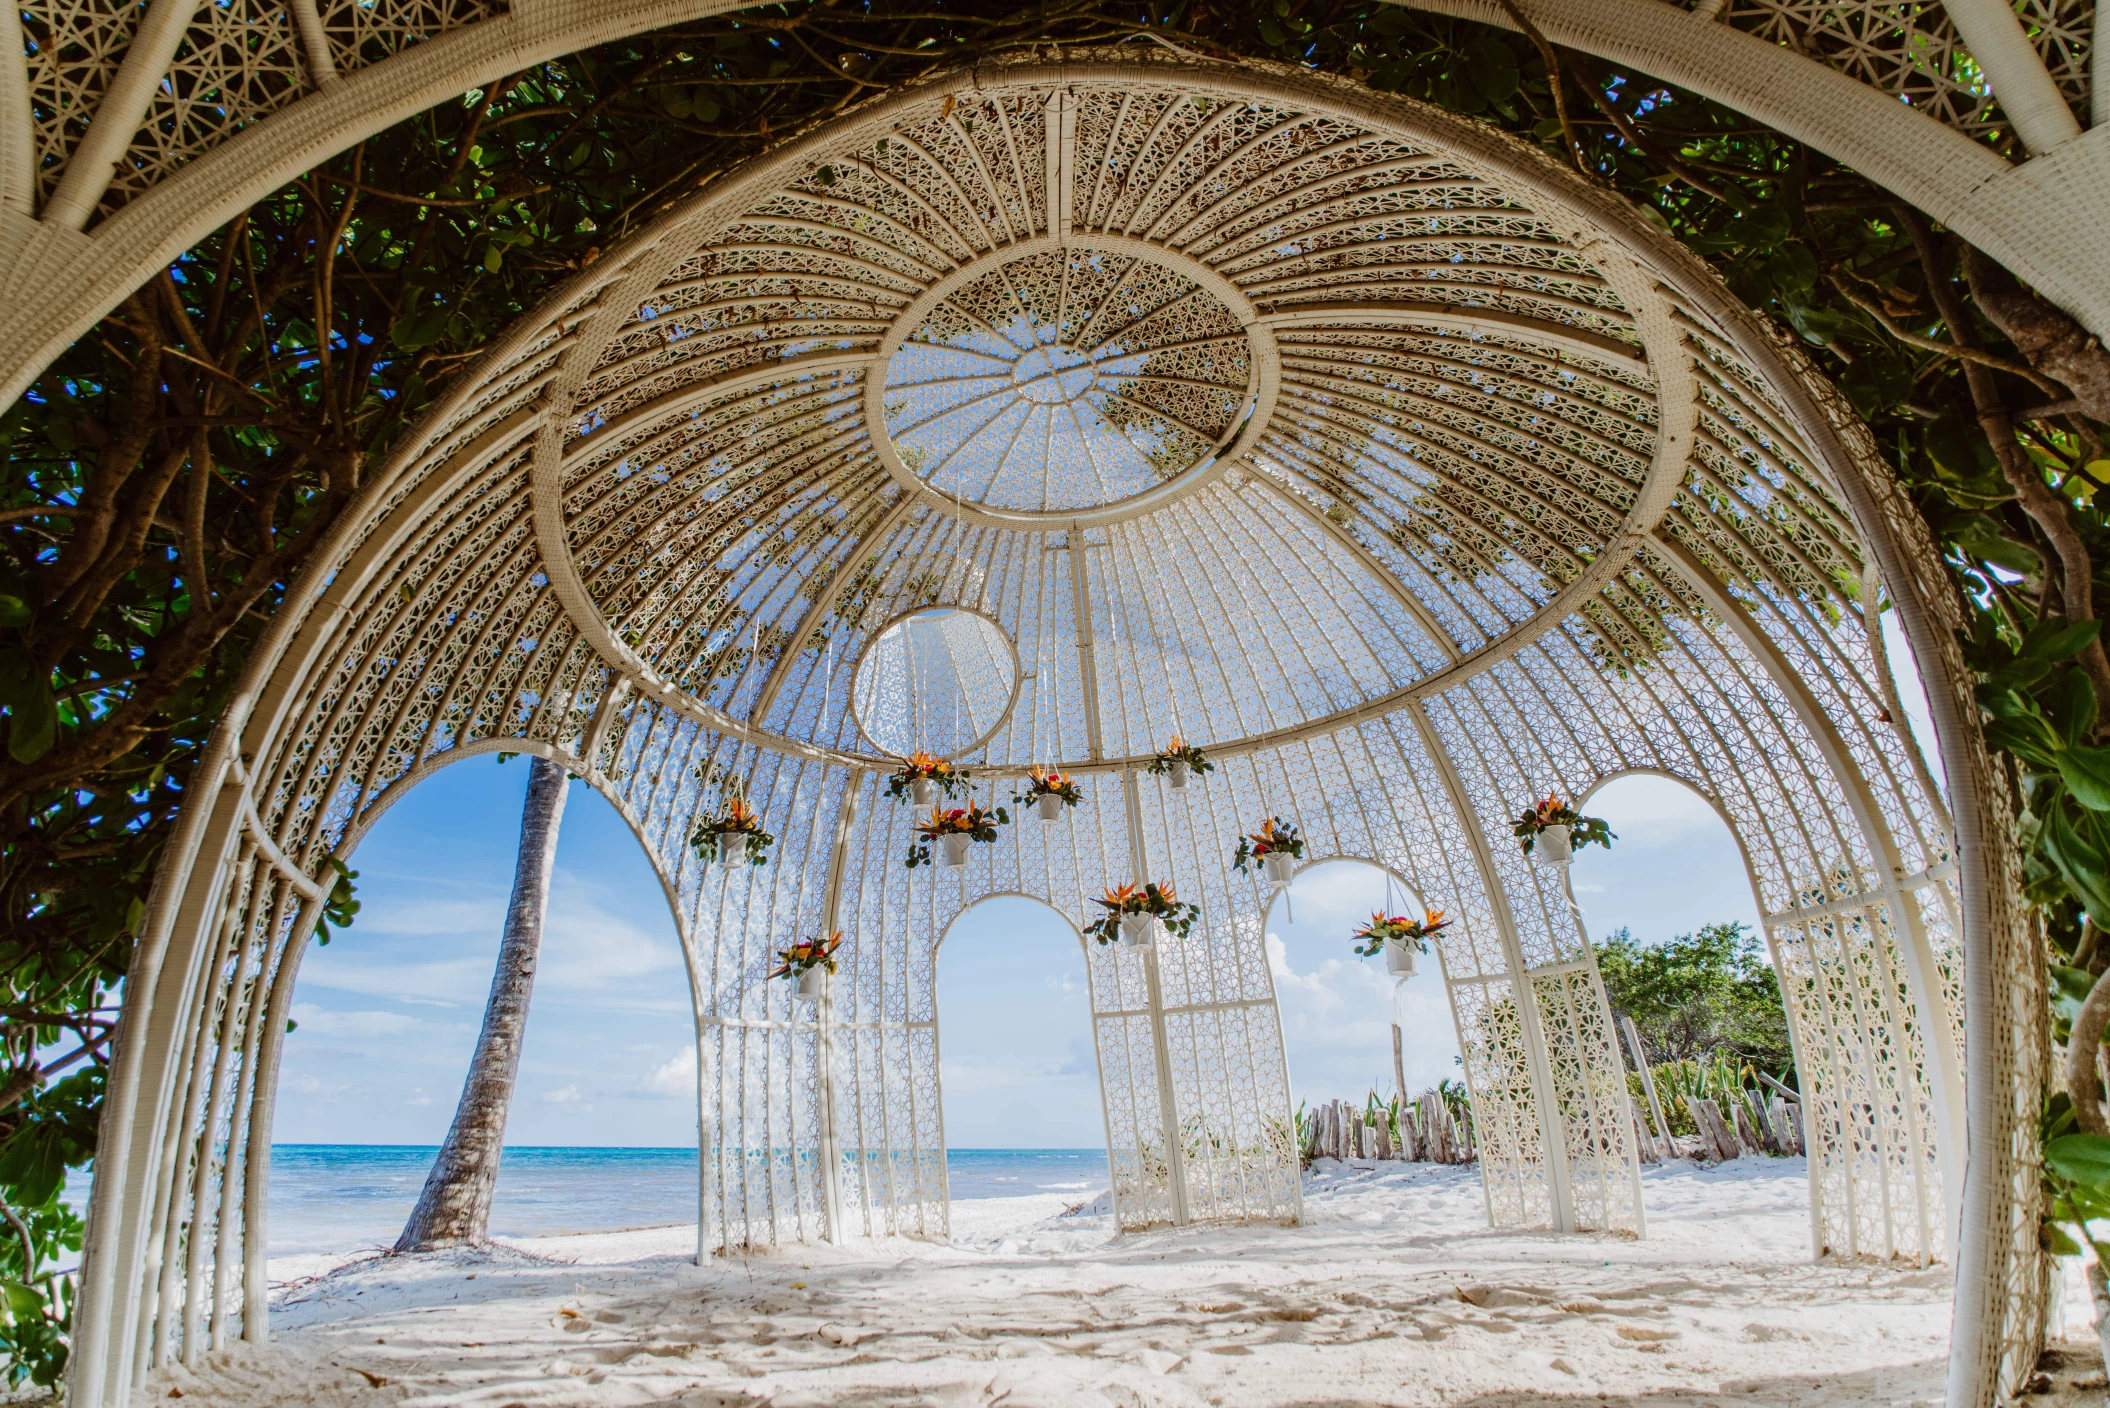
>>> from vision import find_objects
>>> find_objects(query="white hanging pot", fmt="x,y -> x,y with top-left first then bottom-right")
911,777 -> 936,806
1533,823 -> 1573,868
940,832 -> 972,868
717,829 -> 746,864
1038,792 -> 1064,821
1167,760 -> 1190,790
1263,850 -> 1297,886
1119,914 -> 1156,949
1385,939 -> 1419,978
795,966 -> 828,1003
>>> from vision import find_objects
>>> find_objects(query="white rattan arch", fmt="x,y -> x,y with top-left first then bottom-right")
62,50 -> 2038,1408
4,0 -> 2110,432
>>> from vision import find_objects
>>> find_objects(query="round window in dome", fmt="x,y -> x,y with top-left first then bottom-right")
850,606 -> 1021,760
873,241 -> 1257,516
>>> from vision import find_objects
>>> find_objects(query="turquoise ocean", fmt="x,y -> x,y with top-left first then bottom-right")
241,1146 -> 1108,1254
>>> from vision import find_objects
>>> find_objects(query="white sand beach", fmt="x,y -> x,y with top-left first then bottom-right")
148,1158 -> 2103,1407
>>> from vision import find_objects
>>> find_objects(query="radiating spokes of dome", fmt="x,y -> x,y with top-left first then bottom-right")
878,246 -> 1253,513
851,606 -> 1020,758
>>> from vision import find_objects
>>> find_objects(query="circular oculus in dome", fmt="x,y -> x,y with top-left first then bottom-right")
849,605 -> 1022,760
872,240 -> 1258,516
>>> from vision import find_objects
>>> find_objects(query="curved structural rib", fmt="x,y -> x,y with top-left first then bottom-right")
61,49 -> 2031,1408
0,0 -> 2106,425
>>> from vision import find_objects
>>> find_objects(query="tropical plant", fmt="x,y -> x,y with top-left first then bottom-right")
0,1161 -> 81,1390
885,750 -> 969,802
1230,816 -> 1304,874
1351,907 -> 1451,957
1013,767 -> 1083,809
902,802 -> 1008,869
1595,922 -> 1794,1072
1146,735 -> 1213,777
1511,793 -> 1614,856
689,795 -> 774,867
1082,881 -> 1201,945
770,929 -> 844,980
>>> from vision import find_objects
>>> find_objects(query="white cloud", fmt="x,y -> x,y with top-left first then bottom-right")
637,1047 -> 696,1098
406,1088 -> 434,1108
289,1002 -> 424,1038
535,871 -> 683,991
296,951 -> 495,1005
540,1084 -> 589,1107
357,894 -> 503,939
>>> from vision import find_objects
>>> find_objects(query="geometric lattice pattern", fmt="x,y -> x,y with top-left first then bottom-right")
13,0 -> 2093,230
1722,0 -> 2091,142
23,0 -> 498,214
53,45 -> 2046,1408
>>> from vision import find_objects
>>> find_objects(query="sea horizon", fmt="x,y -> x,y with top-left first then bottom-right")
113,1145 -> 1112,1255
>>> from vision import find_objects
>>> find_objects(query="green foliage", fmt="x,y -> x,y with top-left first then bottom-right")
1595,922 -> 1794,1073
9,0 -> 2110,1380
0,1068 -> 95,1387
2043,1127 -> 2110,1260
0,1182 -> 82,1389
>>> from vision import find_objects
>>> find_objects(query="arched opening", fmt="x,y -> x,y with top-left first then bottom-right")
932,894 -> 1104,1240
1264,859 -> 1465,1162
1570,772 -> 1806,1221
269,753 -> 695,1264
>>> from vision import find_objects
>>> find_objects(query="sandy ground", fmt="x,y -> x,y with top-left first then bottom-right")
143,1156 -> 2108,1407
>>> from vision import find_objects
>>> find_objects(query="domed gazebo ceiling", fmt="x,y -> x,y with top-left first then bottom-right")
49,21 -> 2063,1408
535,64 -> 1804,772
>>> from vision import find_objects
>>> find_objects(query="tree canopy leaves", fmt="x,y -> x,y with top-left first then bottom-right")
1595,922 -> 1794,1075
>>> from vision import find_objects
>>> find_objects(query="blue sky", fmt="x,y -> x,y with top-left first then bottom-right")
273,612 -> 1939,1149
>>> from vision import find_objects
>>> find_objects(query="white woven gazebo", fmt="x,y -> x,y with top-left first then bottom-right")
20,7 -> 2107,1408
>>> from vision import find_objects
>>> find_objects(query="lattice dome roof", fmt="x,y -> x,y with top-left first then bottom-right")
49,29 -> 2068,1408
535,56 -> 1820,774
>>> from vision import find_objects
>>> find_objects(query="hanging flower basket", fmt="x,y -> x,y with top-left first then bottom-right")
1231,816 -> 1305,886
770,930 -> 843,1004
1146,736 -> 1213,791
905,802 -> 1009,869
1512,793 -> 1614,868
886,751 -> 970,807
1013,767 -> 1084,821
690,796 -> 775,867
1084,881 -> 1201,948
1352,908 -> 1451,978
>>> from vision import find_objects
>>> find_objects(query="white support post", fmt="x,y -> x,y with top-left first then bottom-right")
1937,0 -> 2081,154
1413,704 -> 1575,1233
287,0 -> 340,92
0,0 -> 33,218
1123,766 -> 1190,1226
41,0 -> 205,230
1043,87 -> 1074,242
814,777 -> 861,1243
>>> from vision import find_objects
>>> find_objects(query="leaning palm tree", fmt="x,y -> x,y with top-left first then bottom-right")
395,755 -> 570,1250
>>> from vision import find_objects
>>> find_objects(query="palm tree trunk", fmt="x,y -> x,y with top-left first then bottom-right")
394,755 -> 569,1251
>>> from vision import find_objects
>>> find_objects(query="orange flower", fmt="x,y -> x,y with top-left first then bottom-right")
1422,908 -> 1449,932
1166,734 -> 1185,753
1097,882 -> 1141,911
722,796 -> 754,827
